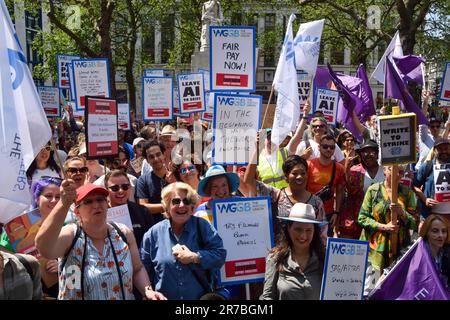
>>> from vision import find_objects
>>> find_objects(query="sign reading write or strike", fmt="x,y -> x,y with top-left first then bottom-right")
118,103 -> 131,130
142,77 -> 173,121
314,88 -> 339,125
85,97 -> 118,159
321,238 -> 369,300
210,26 -> 256,92
72,58 -> 110,110
177,73 -> 206,113
434,164 -> 450,202
212,94 -> 261,165
212,197 -> 274,286
57,54 -> 80,89
37,86 -> 60,117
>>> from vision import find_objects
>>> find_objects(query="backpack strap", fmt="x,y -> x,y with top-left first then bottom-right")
109,222 -> 128,245
60,223 -> 82,270
16,254 -> 34,280
328,161 -> 336,187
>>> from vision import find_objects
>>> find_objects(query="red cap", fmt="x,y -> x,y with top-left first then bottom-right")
76,184 -> 109,204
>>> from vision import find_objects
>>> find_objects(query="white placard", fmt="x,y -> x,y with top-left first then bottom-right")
37,86 -> 60,118
118,103 -> 131,130
144,68 -> 165,77
72,58 -> 110,110
202,91 -> 214,122
177,73 -> 206,113
439,62 -> 450,101
107,204 -> 133,230
210,26 -> 256,92
57,54 -> 80,89
199,69 -> 210,91
314,88 -> 340,125
212,93 -> 261,165
434,163 -> 450,203
297,71 -> 313,115
212,197 -> 274,285
142,77 -> 173,121
320,238 -> 369,300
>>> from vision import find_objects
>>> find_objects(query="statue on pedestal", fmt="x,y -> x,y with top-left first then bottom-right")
200,0 -> 223,52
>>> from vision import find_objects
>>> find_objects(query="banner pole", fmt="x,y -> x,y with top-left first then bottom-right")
50,138 -> 66,179
390,106 -> 400,258
261,87 -> 274,128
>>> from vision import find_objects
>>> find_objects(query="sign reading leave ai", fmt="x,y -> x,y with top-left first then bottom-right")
321,238 -> 369,300
177,73 -> 206,113
314,88 -> 339,125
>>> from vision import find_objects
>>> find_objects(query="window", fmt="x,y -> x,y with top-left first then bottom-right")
25,9 -> 43,82
142,21 -> 155,64
330,45 -> 345,65
161,14 -> 175,63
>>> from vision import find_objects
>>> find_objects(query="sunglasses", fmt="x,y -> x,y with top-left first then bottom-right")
66,167 -> 89,174
40,176 -> 63,182
108,184 -> 131,192
180,165 -> 196,174
321,144 -> 336,150
171,197 -> 191,206
76,196 -> 107,208
312,124 -> 326,129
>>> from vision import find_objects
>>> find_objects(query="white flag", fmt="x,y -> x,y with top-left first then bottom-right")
371,30 -> 403,83
0,0 -> 52,224
271,14 -> 299,146
294,19 -> 325,76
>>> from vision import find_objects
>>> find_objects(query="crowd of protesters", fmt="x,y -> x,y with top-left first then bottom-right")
1,92 -> 450,301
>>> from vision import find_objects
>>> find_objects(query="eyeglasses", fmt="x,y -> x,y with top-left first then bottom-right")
108,184 -> 131,192
312,124 -> 326,129
41,146 -> 51,152
66,167 -> 89,174
76,196 -> 107,208
180,165 -> 196,174
171,197 -> 191,206
320,144 -> 335,150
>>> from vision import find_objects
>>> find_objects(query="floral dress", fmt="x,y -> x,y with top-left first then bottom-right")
358,183 -> 417,272
58,223 -> 134,300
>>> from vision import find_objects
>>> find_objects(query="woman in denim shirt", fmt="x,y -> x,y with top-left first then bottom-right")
141,182 -> 226,300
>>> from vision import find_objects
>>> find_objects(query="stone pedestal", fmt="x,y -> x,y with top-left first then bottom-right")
191,50 -> 210,72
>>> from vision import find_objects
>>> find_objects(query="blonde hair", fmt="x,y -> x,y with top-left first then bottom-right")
161,182 -> 199,219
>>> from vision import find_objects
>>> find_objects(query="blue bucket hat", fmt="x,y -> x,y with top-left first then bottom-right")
198,165 -> 240,197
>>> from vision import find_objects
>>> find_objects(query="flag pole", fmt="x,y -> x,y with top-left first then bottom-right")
50,138 -> 66,179
389,106 -> 400,258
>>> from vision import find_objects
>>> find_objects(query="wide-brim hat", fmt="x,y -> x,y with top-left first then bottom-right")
132,137 -> 145,148
434,137 -> 450,147
197,165 -> 240,197
278,203 -> 326,225
161,125 -> 176,136
356,139 -> 379,153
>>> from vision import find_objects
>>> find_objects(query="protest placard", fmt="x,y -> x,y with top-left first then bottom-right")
377,113 -> 416,165
199,68 -> 210,91
314,88 -> 340,125
177,73 -> 206,113
212,197 -> 274,285
144,68 -> 165,77
210,26 -> 256,92
142,76 -> 173,121
85,97 -> 118,159
68,62 -> 76,101
201,91 -> 214,122
37,86 -> 60,118
107,204 -> 133,230
439,62 -> 450,101
72,58 -> 110,110
297,71 -> 313,114
320,238 -> 369,300
118,103 -> 131,130
434,163 -> 450,203
57,54 -> 80,89
173,87 -> 186,117
261,104 -> 276,129
212,93 -> 261,165
70,101 -> 84,120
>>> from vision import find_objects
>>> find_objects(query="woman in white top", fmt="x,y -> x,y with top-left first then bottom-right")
26,142 -> 62,188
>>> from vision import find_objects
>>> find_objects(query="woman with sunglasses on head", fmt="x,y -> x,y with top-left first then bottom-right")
337,130 -> 359,167
26,142 -> 62,188
141,182 -> 226,300
35,181 -> 166,300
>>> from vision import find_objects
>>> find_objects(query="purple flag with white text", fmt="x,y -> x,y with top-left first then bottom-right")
369,238 -> 450,300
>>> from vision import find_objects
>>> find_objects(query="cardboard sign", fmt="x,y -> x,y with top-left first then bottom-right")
321,238 -> 369,300
118,103 -> 131,131
85,97 -> 118,159
72,58 -> 110,110
377,113 -> 417,165
199,68 -> 210,91
142,76 -> 173,121
37,86 -> 60,117
434,164 -> 450,202
210,26 -> 256,92
439,62 -> 450,101
144,68 -> 165,77
297,71 -> 313,114
57,54 -> 80,89
177,73 -> 206,113
212,93 -> 261,165
202,91 -> 214,122
314,88 -> 340,125
212,197 -> 274,286
107,204 -> 133,230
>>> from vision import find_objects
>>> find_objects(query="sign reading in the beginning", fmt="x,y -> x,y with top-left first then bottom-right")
212,93 -> 261,165
210,26 -> 256,92
377,113 -> 417,165
321,238 -> 369,300
177,73 -> 206,113
212,197 -> 274,286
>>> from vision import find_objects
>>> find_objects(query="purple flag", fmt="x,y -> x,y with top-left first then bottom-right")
327,64 -> 364,142
356,64 -> 376,122
393,55 -> 425,85
369,238 -> 450,300
384,58 -> 428,125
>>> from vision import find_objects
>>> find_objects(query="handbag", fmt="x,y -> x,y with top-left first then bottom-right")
315,161 -> 336,202
189,217 -> 230,300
